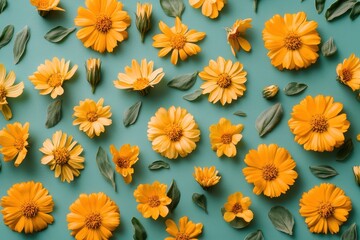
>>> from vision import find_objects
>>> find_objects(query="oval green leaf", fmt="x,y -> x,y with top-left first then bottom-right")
341,223 -> 357,240
123,101 -> 142,127
160,0 -> 185,18
316,0 -> 326,13
45,99 -> 62,128
167,179 -> 181,212
131,217 -> 147,240
96,147 -> 116,192
350,2 -> 360,20
325,0 -> 356,21
245,230 -> 264,240
192,193 -> 207,213
167,71 -> 197,90
0,25 -> 14,49
321,37 -> 337,57
309,165 -> 338,179
183,89 -> 202,101
255,103 -> 283,137
268,206 -> 294,235
284,82 -> 308,96
148,160 -> 170,170
221,208 -> 250,229
13,25 -> 30,64
44,26 -> 76,43
0,0 -> 7,14
336,138 -> 353,161
234,110 -> 247,117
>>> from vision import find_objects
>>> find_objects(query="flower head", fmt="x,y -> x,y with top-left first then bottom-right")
262,12 -> 321,70
67,192 -> 120,239
209,118 -> 243,157
193,166 -> 221,189
189,0 -> 226,19
353,166 -> 360,186
223,192 -> 253,223
288,95 -> 350,152
153,17 -> 206,65
226,18 -> 252,56
74,0 -> 131,53
0,122 -> 29,167
299,183 -> 352,234
336,53 -> 360,91
262,84 -> 279,99
147,106 -> 200,159
136,2 -> 152,42
165,216 -> 203,240
1,181 -> 54,233
29,57 -> 78,99
30,0 -> 64,14
243,144 -> 298,198
73,98 -> 112,138
199,57 -> 247,105
134,181 -> 172,220
86,58 -> 101,93
40,131 -> 84,183
110,144 -> 139,183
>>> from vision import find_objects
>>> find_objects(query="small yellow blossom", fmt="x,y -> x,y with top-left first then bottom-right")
223,192 -> 253,223
226,18 -> 252,56
110,144 -> 139,183
193,166 -> 221,189
86,58 -> 101,93
136,3 -> 152,42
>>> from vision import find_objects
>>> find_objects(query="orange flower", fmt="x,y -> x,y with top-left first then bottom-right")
110,144 -> 139,183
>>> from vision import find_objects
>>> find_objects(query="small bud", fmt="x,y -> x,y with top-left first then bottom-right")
262,85 -> 279,99
353,166 -> 360,186
85,58 -> 101,94
136,3 -> 152,42
357,134 -> 360,141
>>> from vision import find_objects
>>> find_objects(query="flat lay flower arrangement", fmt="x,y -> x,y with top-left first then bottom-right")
0,0 -> 359,239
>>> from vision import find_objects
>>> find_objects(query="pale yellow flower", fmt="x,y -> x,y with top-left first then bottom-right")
30,0 -> 64,12
226,18 -> 252,56
193,166 -> 221,189
189,0 -> 226,19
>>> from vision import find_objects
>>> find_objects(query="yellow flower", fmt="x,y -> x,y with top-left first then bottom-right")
262,12 -> 321,70
0,64 -> 24,120
40,131 -> 85,183
0,122 -> 29,167
336,53 -> 360,91
189,0 -> 226,19
73,98 -> 112,138
74,0 -> 131,53
30,0 -> 64,12
67,192 -> 120,239
354,166 -> 360,185
147,106 -> 200,159
165,216 -> 203,240
153,17 -> 206,65
223,192 -> 253,223
133,181 -> 172,220
193,166 -> 221,189
86,58 -> 101,93
199,57 -> 247,105
242,144 -> 298,198
226,18 -> 252,56
209,118 -> 243,158
1,181 -> 54,233
28,57 -> 78,99
110,144 -> 139,183
136,2 -> 152,42
113,59 -> 165,96
299,183 -> 352,234
288,95 -> 350,152
357,134 -> 360,141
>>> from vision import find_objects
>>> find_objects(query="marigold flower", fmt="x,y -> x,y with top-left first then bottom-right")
30,0 -> 64,16
136,2 -> 152,42
86,58 -> 101,94
189,0 -> 226,19
226,18 -> 252,56
353,166 -> 360,186
110,144 -> 139,183
223,192 -> 253,223
262,84 -> 279,99
193,166 -> 221,189
336,53 -> 360,91
165,216 -> 203,240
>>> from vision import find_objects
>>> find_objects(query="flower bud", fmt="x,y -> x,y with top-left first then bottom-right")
136,3 -> 152,42
85,58 -> 101,94
262,85 -> 279,99
354,166 -> 360,186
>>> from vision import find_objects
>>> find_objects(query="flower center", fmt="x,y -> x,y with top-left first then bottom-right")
318,202 -> 334,218
133,78 -> 150,90
170,34 -> 186,50
311,114 -> 328,133
85,212 -> 102,230
0,85 -> 7,101
148,195 -> 161,208
86,111 -> 98,122
22,201 -> 39,218
165,124 -> 183,142
176,233 -> 190,240
117,157 -> 130,168
14,138 -> 25,151
341,69 -> 352,82
217,73 -> 232,88
54,147 -> 70,165
232,203 -> 243,214
262,164 -> 279,181
221,134 -> 232,144
95,15 -> 112,33
48,73 -> 63,87
284,33 -> 302,50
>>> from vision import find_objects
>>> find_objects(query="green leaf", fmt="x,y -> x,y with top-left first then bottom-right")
309,165 -> 338,179
283,82 -> 308,96
325,0 -> 356,21
44,26 -> 75,43
45,99 -> 62,128
96,147 -> 116,192
0,25 -> 14,49
234,110 -> 247,117
0,0 -> 6,14
321,37 -> 337,57
255,103 -> 283,137
253,0 -> 259,12
245,230 -> 264,240
268,206 -> 294,235
221,208 -> 250,229
350,2 -> 360,20
167,180 -> 181,212
13,25 -> 30,64
131,217 -> 147,240
183,89 -> 202,101
192,193 -> 207,213
341,223 -> 357,240
167,71 -> 197,90
316,0 -> 326,13
336,138 -> 353,161
160,0 -> 185,18
123,101 -> 142,127
148,160 -> 170,170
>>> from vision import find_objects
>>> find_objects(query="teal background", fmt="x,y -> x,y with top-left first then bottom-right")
0,0 -> 359,239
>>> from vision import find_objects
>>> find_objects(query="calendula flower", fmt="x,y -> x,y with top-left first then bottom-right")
30,0 -> 64,16
147,106 -> 200,159
193,166 -> 221,189
226,18 -> 252,56
136,2 -> 152,42
28,57 -> 78,99
353,166 -> 360,186
73,98 -> 112,138
110,144 -> 139,183
1,181 -> 54,233
223,192 -> 253,223
86,58 -> 101,94
0,64 -> 24,120
67,192 -> 120,239
153,17 -> 206,65
165,216 -> 203,240
243,144 -> 298,198
357,134 -> 360,141
189,0 -> 226,19
336,53 -> 360,91
74,0 -> 131,53
209,118 -> 243,158
299,183 -> 352,234
288,95 -> 350,152
113,59 -> 165,96
262,12 -> 321,70
199,57 -> 247,105
262,84 -> 279,99
40,131 -> 84,183
134,181 -> 172,220
0,122 -> 29,167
